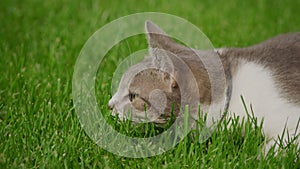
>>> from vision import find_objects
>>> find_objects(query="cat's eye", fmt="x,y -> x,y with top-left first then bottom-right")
128,93 -> 137,102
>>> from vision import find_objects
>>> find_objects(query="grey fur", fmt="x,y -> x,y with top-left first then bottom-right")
109,21 -> 300,124
221,32 -> 300,104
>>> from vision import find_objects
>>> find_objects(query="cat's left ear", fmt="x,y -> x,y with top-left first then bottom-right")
145,20 -> 178,88
145,20 -> 188,51
145,20 -> 175,51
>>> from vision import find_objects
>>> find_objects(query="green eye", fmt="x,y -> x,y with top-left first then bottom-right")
128,93 -> 137,102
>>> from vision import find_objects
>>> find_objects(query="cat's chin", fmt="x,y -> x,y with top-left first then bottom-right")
111,110 -> 171,125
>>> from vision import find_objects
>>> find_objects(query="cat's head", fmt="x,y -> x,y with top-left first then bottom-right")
108,21 -> 211,124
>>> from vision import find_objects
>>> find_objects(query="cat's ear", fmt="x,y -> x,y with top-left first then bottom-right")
145,20 -> 175,51
145,21 -> 178,88
145,21 -> 181,88
145,20 -> 188,57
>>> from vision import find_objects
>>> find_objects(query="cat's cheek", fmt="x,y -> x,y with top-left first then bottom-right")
131,99 -> 147,112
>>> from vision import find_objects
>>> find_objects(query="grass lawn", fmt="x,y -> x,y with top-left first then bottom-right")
1,0 -> 300,168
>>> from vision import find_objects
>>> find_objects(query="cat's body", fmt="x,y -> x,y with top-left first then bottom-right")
219,34 -> 300,150
108,21 -> 300,152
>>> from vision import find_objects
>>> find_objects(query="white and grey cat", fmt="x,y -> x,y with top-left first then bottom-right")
108,21 -> 300,152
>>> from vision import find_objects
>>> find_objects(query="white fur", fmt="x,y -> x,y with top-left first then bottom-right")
229,61 -> 300,150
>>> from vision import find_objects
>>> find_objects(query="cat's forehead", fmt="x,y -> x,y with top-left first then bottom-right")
130,69 -> 165,84
118,64 -> 170,94
121,62 -> 149,83
117,59 -> 154,89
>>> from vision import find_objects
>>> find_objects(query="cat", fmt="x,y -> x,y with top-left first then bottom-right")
108,20 -> 300,152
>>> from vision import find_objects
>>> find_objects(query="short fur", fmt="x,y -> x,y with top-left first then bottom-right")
108,21 -> 300,152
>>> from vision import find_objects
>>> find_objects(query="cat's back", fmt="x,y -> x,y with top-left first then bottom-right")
245,32 -> 300,64
256,32 -> 300,46
227,32 -> 300,104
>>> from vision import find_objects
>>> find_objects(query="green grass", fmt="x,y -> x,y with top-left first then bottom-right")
1,0 -> 300,168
